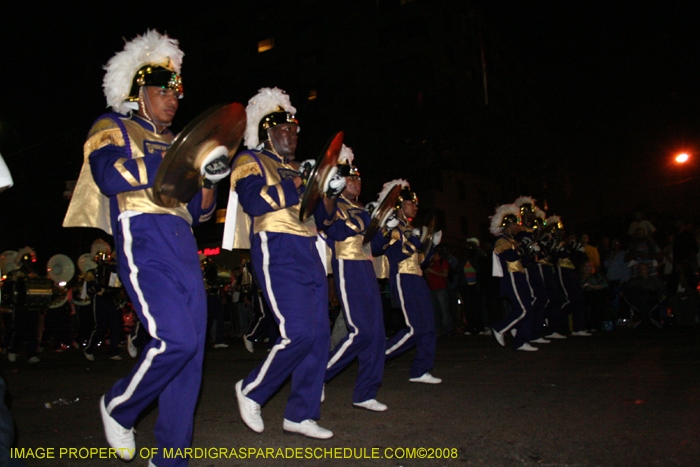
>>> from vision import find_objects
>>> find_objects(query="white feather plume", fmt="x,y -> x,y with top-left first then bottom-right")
103,30 -> 184,114
546,215 -> 563,230
535,207 -> 546,219
338,144 -> 354,166
244,87 -> 297,149
514,196 -> 537,209
376,179 -> 409,205
91,239 -> 112,256
489,204 -> 520,236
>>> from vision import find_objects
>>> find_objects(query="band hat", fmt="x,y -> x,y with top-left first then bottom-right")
103,30 -> 184,114
244,87 -> 298,150
338,144 -> 360,177
376,179 -> 413,211
514,196 -> 537,214
489,204 -> 520,236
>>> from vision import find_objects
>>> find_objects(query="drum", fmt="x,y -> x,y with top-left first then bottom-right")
23,277 -> 54,309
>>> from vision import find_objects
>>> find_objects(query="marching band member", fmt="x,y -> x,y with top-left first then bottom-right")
63,30 -> 229,466
547,216 -> 591,337
83,240 -> 123,361
321,146 -> 388,412
490,204 -> 538,351
224,87 -> 344,439
6,248 -> 41,364
513,197 -> 550,345
372,180 -> 442,384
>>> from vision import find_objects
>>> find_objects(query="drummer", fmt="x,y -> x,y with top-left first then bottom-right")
224,87 -> 344,439
63,30 -> 229,466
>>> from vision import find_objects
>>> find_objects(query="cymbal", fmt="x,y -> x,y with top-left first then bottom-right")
299,131 -> 344,222
154,103 -> 246,208
362,184 -> 401,245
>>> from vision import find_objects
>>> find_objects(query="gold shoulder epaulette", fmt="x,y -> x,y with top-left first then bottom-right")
84,116 -> 126,156
494,237 -> 514,254
230,154 -> 263,189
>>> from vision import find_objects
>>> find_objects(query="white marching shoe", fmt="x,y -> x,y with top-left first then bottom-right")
545,332 -> 567,339
531,337 -> 551,344
283,419 -> 333,439
353,399 -> 388,412
492,328 -> 505,347
409,372 -> 442,384
235,380 -> 263,433
516,343 -> 539,352
100,396 -> 135,460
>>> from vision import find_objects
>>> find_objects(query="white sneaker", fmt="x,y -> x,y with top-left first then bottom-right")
409,372 -> 442,384
516,343 -> 539,351
84,350 -> 95,361
235,380 -> 263,433
148,460 -> 157,467
8,352 -> 17,362
109,355 -> 123,361
571,330 -> 592,337
492,328 -> 505,347
28,356 -> 40,364
213,343 -> 229,349
283,419 -> 333,439
531,338 -> 551,344
243,337 -> 254,353
353,399 -> 388,412
127,335 -> 138,358
100,396 -> 135,460
545,332 -> 567,339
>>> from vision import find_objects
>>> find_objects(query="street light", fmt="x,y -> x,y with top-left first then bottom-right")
676,153 -> 689,163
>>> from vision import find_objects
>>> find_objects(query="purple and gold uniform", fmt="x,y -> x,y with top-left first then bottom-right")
492,233 -> 535,348
74,112 -> 215,466
556,245 -> 587,333
231,147 -> 332,423
322,195 -> 385,403
373,218 -> 436,379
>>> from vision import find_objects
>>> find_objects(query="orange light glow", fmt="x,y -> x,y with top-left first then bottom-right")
676,153 -> 689,163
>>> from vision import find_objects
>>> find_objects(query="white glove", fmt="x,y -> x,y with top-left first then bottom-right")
433,230 -> 443,246
298,159 -> 316,185
323,166 -> 346,197
201,145 -> 231,189
412,228 -> 421,237
365,202 -> 379,217
385,215 -> 399,230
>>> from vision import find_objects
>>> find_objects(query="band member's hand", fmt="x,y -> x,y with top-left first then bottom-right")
366,202 -> 378,217
433,230 -> 443,246
201,146 -> 231,189
385,214 -> 399,230
412,228 -> 421,238
298,159 -> 316,186
324,169 -> 346,198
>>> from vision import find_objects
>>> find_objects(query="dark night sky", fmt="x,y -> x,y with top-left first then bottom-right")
1,1 -> 699,258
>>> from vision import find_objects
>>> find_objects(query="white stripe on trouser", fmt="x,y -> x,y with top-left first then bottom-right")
557,268 -> 570,308
242,231 -> 291,396
107,217 -> 167,414
500,272 -> 528,333
386,273 -> 414,355
327,259 -> 358,369
525,269 -> 535,305
537,265 -> 551,308
244,293 -> 266,340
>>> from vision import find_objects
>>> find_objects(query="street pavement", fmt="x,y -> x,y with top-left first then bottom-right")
3,326 -> 699,467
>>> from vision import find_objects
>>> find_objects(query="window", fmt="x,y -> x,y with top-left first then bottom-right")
257,38 -> 275,53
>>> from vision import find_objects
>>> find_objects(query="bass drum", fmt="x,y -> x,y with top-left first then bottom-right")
19,277 -> 54,310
